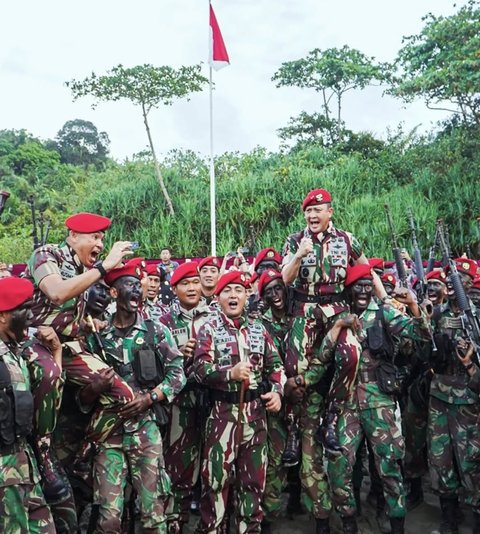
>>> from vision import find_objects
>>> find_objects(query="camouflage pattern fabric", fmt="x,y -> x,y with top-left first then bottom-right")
193,311 -> 285,532
403,391 -> 428,480
159,301 -> 216,530
327,405 -> 406,518
142,297 -> 170,324
93,420 -> 170,533
0,339 -> 55,533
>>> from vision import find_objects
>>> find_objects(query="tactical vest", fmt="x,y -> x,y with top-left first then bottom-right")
0,356 -> 34,448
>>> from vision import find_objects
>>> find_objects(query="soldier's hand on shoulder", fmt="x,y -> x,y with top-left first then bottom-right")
261,391 -> 282,413
103,241 -> 134,271
90,368 -> 115,395
337,314 -> 360,331
36,326 -> 62,353
119,391 -> 152,418
230,362 -> 252,381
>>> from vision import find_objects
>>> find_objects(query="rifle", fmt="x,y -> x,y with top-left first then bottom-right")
437,224 -> 480,366
407,208 -> 426,303
28,196 -> 41,250
384,204 -> 408,287
426,222 -> 440,274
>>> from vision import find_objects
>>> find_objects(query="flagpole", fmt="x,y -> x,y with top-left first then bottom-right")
209,64 -> 216,257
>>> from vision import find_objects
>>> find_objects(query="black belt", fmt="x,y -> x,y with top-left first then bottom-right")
210,389 -> 262,404
292,289 -> 345,305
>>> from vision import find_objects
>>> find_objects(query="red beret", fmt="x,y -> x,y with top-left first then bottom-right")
254,248 -> 282,269
250,272 -> 259,285
145,264 -> 160,277
381,272 -> 397,287
368,258 -> 384,270
198,257 -> 220,270
426,270 -> 446,284
215,271 -> 250,295
446,258 -> 479,279
104,260 -> 142,287
302,189 -> 332,211
472,276 -> 480,290
257,269 -> 283,296
170,262 -> 200,287
0,277 -> 34,312
345,264 -> 373,287
65,213 -> 111,233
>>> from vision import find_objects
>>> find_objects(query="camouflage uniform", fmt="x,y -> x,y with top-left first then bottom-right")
193,312 -> 285,534
307,300 -> 431,520
143,297 -> 170,324
0,338 -> 55,534
428,302 -> 480,512
87,313 -> 186,532
159,301 -> 216,532
23,242 -> 135,443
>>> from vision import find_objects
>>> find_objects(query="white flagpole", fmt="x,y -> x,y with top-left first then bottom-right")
209,64 -> 216,257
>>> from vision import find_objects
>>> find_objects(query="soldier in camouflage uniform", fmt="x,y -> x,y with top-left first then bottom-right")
468,276 -> 480,308
87,261 -> 186,533
159,262 -> 217,534
306,264 -> 432,534
143,263 -> 170,322
198,256 -> 221,305
193,271 -> 285,534
22,213 -> 136,473
0,277 -> 56,533
282,189 -> 382,533
428,258 -> 480,534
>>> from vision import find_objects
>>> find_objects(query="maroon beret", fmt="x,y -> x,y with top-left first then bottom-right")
368,258 -> 384,270
104,260 -> 142,287
145,264 -> 160,277
0,277 -> 34,312
254,248 -> 282,269
170,262 -> 199,287
381,272 -> 397,287
215,271 -> 250,295
198,257 -> 220,270
257,269 -> 283,296
250,272 -> 259,285
472,276 -> 480,290
426,270 -> 446,284
345,264 -> 373,287
302,189 -> 332,211
65,213 -> 111,233
446,258 -> 479,279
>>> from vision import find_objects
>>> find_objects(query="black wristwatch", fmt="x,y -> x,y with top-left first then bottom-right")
149,390 -> 159,403
93,261 -> 107,278
294,375 -> 304,387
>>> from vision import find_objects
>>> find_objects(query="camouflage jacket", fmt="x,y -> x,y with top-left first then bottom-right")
141,298 -> 170,324
282,222 -> 363,318
160,301 -> 217,382
0,339 -> 40,487
307,300 -> 431,410
24,241 -> 86,337
193,312 -> 286,422
87,313 -> 185,432
430,301 -> 479,405
261,308 -> 296,377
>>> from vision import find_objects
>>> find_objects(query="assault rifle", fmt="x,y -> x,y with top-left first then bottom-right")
437,223 -> 480,365
426,221 -> 440,274
407,208 -> 426,303
384,204 -> 408,287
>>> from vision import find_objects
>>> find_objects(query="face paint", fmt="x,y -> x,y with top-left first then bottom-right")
9,300 -> 33,342
86,283 -> 112,317
114,276 -> 142,313
263,281 -> 286,311
351,279 -> 373,314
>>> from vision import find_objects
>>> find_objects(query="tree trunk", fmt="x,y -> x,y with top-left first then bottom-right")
337,93 -> 342,142
142,105 -> 175,216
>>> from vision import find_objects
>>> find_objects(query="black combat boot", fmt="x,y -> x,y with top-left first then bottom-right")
286,480 -> 303,517
473,511 -> 480,534
341,516 -> 358,534
390,517 -> 405,534
315,517 -> 331,534
33,435 -> 69,502
319,403 -> 343,456
406,477 -> 424,510
261,520 -> 272,534
431,496 -> 459,534
281,418 -> 300,467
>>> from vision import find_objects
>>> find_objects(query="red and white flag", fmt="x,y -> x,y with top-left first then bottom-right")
209,3 -> 230,71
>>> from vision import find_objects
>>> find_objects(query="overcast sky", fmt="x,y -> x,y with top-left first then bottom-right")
0,0 -> 460,161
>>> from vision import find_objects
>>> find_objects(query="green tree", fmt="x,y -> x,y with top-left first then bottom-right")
272,46 -> 388,141
66,64 -> 209,215
390,1 -> 480,125
55,119 -> 110,168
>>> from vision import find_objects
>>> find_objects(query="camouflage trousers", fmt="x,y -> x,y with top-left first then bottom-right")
164,391 -> 202,530
28,349 -> 64,436
428,395 -> 480,511
62,341 -> 135,443
403,391 -> 428,479
93,420 -> 170,533
0,483 -> 55,534
196,414 -> 267,534
328,404 -> 406,519
262,411 -> 290,521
